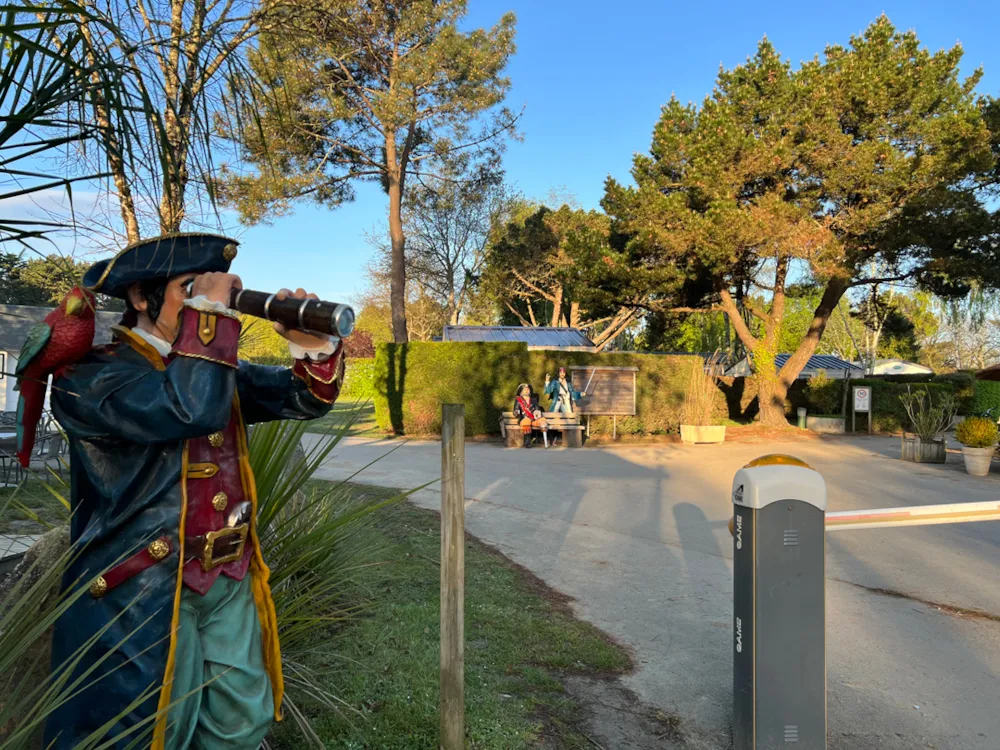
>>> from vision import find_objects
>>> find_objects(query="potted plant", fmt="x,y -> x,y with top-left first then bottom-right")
898,386 -> 957,463
953,417 -> 998,476
680,356 -> 725,444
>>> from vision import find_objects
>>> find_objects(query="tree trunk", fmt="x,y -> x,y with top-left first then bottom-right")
592,307 -> 637,351
569,301 -> 581,329
159,140 -> 188,232
447,283 -> 459,326
550,285 -> 563,328
755,370 -> 786,426
753,278 -> 849,426
387,174 -> 408,343
79,17 -> 141,242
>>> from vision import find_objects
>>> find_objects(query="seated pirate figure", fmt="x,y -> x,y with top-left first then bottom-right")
513,383 -> 549,448
545,366 -> 584,415
44,234 -> 345,750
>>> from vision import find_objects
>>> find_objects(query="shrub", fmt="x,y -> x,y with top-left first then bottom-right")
935,371 -> 977,414
954,416 -> 999,448
804,370 -> 843,416
848,379 -> 955,433
344,330 -> 375,359
967,380 -> 1000,418
374,342 -> 528,436
238,315 -> 293,365
681,358 -> 717,425
341,358 -> 376,400
899,386 -> 958,442
373,342 -> 709,436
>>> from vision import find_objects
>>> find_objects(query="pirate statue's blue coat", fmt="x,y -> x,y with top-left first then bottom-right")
43,234 -> 345,750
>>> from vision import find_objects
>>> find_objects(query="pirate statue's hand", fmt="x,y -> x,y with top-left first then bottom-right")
545,373 -> 551,384
192,272 -> 242,305
273,288 -> 337,355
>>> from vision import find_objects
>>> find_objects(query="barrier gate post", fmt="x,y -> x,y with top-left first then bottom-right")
732,455 -> 827,750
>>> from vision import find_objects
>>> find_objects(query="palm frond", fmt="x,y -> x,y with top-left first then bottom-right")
248,408 -> 416,746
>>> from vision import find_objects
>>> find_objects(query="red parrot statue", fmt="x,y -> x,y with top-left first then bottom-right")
14,286 -> 97,467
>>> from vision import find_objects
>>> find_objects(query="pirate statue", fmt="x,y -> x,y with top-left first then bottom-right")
544,366 -> 584,415
513,383 -> 549,448
44,234 -> 345,750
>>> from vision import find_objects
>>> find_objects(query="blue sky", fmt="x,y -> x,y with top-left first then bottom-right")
21,1 -> 1000,306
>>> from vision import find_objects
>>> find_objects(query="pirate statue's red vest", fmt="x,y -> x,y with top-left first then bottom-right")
43,234 -> 345,750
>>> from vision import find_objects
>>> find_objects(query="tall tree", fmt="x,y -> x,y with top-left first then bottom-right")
479,204 -> 641,350
776,288 -> 862,362
221,0 -> 518,343
357,254 -> 448,342
0,5 -> 139,246
67,0 -> 264,242
0,253 -> 124,309
604,17 -> 999,424
404,161 -> 509,325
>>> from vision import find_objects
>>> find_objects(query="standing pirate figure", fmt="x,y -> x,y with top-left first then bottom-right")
513,383 -> 549,448
545,366 -> 584,415
42,234 -> 346,750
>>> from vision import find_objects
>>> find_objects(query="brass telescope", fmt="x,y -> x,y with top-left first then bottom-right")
229,289 -> 355,338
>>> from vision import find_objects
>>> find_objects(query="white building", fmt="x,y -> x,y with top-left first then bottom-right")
858,358 -> 933,377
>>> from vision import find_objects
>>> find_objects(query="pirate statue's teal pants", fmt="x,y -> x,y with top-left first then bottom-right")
165,575 -> 273,749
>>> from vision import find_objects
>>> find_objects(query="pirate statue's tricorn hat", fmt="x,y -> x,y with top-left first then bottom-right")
83,233 -> 239,299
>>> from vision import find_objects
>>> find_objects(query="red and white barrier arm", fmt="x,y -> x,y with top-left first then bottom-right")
826,500 -> 1000,532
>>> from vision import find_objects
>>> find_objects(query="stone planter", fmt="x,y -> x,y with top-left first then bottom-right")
680,425 -> 726,444
805,416 -> 845,434
960,446 -> 994,477
900,435 -> 946,464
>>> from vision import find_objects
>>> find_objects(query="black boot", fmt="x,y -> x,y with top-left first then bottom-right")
522,432 -> 531,448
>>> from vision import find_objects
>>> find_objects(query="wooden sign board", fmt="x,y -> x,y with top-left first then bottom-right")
569,366 -> 637,416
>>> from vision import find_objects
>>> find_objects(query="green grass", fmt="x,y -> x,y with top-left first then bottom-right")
0,480 -> 67,534
306,401 -> 382,437
272,495 -> 632,749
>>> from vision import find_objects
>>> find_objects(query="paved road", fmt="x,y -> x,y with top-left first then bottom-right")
310,434 -> 1000,749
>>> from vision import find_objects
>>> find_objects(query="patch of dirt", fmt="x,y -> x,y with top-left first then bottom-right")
559,676 -> 725,750
723,424 -> 822,443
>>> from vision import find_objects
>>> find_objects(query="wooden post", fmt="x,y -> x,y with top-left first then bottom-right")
440,404 -> 465,750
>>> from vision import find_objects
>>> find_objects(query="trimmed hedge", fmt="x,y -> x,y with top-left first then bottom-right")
373,342 -> 706,437
847,379 -> 954,433
967,379 -> 1000,417
794,373 -> 974,432
341,358 -> 376,400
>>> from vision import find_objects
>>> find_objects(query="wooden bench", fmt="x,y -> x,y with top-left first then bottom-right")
499,411 -> 584,448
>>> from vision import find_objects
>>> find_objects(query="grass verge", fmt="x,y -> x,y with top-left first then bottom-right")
305,401 -> 381,437
272,490 -> 633,749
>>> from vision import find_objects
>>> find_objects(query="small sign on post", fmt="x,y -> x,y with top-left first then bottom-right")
852,386 -> 872,434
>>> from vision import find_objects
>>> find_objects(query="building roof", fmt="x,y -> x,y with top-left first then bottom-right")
442,325 -> 596,348
774,353 -> 862,372
0,304 -> 120,353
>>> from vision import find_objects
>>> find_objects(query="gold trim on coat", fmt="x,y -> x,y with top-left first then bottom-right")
172,350 -> 239,369
233,395 -> 285,720
186,462 -> 219,479
151,444 -> 189,750
112,326 -> 167,371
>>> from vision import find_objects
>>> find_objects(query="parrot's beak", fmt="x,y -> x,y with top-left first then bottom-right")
65,295 -> 84,317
